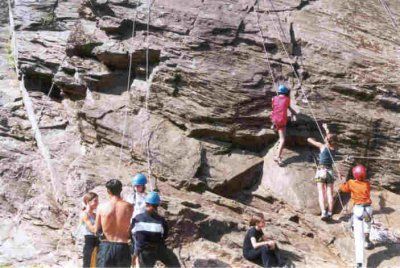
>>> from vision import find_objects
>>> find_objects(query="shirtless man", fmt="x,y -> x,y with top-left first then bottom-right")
95,179 -> 133,267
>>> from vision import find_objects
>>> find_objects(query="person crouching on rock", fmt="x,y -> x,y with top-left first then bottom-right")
95,179 -> 133,267
271,84 -> 298,166
130,191 -> 170,267
339,164 -> 374,268
79,192 -> 99,268
307,123 -> 337,221
243,214 -> 283,267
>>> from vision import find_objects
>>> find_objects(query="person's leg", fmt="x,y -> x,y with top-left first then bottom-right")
364,206 -> 374,249
276,128 -> 286,160
326,183 -> 334,216
115,244 -> 132,268
260,246 -> 273,268
139,249 -> 157,268
96,242 -> 110,268
158,245 -> 181,267
317,182 -> 327,218
353,206 -> 365,266
83,236 -> 94,268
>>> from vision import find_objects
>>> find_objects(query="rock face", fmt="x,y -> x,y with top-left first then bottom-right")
0,0 -> 399,266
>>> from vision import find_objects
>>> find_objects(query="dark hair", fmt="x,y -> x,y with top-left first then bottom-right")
249,214 -> 264,226
106,179 -> 123,196
326,133 -> 337,145
82,192 -> 98,211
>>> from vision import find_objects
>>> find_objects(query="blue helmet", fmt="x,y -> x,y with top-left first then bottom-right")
145,191 -> 161,205
278,84 -> 289,94
131,173 -> 147,186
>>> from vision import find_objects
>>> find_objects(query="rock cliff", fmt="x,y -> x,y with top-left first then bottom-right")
0,0 -> 399,266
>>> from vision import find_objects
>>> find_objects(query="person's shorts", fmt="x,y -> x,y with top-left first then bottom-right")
314,167 -> 334,184
97,241 -> 131,268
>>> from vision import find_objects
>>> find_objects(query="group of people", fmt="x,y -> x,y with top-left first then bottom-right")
266,84 -> 375,268
76,84 -> 375,268
78,174 -> 171,268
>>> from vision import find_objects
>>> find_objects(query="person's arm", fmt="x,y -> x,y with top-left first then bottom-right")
307,137 -> 324,149
339,181 -> 350,193
94,206 -> 102,234
322,123 -> 330,135
163,219 -> 169,240
250,237 -> 271,249
288,106 -> 297,115
82,213 -> 97,233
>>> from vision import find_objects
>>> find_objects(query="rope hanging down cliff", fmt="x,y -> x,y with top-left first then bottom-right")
7,0 -> 63,204
260,0 -> 346,212
118,0 -> 139,169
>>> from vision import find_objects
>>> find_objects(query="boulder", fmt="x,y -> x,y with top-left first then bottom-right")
261,147 -> 321,213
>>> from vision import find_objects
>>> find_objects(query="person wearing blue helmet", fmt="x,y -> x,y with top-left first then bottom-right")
130,191 -> 174,267
270,84 -> 298,166
127,173 -> 148,219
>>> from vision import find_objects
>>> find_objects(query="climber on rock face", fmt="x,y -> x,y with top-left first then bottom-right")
340,164 -> 374,268
95,179 -> 133,268
307,123 -> 337,221
271,84 -> 297,166
130,191 -> 172,267
243,215 -> 283,268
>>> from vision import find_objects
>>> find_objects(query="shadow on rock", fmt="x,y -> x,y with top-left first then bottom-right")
193,258 -> 231,267
367,243 -> 400,267
249,248 -> 303,267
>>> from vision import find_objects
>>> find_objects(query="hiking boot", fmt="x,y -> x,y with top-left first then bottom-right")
321,212 -> 328,221
365,241 -> 374,250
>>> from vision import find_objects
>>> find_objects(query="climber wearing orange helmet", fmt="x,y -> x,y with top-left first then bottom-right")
339,164 -> 374,268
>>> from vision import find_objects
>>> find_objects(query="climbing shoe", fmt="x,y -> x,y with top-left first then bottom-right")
321,212 -> 329,221
365,241 -> 374,250
356,263 -> 362,268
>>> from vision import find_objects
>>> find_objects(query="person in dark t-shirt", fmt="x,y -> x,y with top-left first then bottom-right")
243,215 -> 283,267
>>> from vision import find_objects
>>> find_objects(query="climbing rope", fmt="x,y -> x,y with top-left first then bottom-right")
145,0 -> 156,191
262,0 -> 348,214
118,0 -> 139,169
253,1 -> 278,94
346,155 -> 400,162
7,0 -> 63,204
378,0 -> 398,30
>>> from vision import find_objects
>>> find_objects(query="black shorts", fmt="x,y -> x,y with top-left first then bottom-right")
97,241 -> 131,268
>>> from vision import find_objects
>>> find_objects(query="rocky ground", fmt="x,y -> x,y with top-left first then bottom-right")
0,0 -> 399,267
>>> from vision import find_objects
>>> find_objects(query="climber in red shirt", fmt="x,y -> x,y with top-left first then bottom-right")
270,85 -> 297,166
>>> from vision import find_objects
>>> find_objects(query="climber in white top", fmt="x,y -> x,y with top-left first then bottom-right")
126,173 -> 148,219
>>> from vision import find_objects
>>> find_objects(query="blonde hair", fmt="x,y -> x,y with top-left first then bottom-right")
82,192 -> 98,211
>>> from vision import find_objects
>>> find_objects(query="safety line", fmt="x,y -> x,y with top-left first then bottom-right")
7,0 -> 63,204
118,0 -> 139,169
254,1 -> 278,94
263,0 -> 348,214
378,0 -> 398,29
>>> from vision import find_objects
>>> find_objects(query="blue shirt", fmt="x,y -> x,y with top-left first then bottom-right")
319,146 -> 335,167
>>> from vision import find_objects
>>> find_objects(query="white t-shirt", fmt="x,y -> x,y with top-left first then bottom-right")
126,191 -> 147,219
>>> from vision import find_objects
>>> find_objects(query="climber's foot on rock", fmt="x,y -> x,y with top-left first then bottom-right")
274,157 -> 283,166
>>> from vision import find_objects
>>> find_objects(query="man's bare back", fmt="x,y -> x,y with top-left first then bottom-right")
97,197 -> 133,243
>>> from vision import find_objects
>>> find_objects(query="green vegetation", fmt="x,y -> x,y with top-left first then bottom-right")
40,12 -> 56,26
